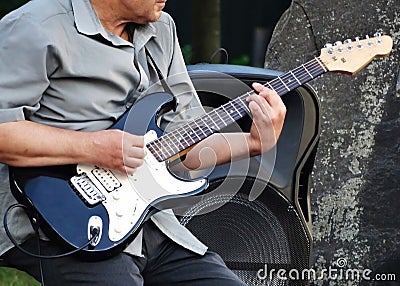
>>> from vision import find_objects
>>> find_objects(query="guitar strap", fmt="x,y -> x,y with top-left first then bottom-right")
145,49 -> 176,98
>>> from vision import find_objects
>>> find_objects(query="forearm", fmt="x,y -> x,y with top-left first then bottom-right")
0,121 -> 93,167
180,132 -> 255,171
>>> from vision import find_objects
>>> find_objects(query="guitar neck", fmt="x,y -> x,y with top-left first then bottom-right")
147,57 -> 327,162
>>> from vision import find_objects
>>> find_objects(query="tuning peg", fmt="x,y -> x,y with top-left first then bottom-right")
344,39 -> 353,50
365,35 -> 373,47
334,41 -> 343,52
355,37 -> 363,49
374,32 -> 383,44
324,43 -> 334,54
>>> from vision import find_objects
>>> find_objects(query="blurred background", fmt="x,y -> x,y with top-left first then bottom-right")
1,0 -> 291,66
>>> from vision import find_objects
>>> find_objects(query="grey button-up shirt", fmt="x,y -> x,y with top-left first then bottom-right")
0,0 -> 207,257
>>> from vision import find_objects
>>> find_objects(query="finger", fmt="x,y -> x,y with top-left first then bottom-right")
248,100 -> 273,125
123,165 -> 139,175
251,82 -> 282,107
259,88 -> 283,108
247,92 -> 273,117
124,146 -> 146,159
123,156 -> 144,168
252,82 -> 265,92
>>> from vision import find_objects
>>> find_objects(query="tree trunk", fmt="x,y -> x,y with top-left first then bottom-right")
191,0 -> 221,64
265,0 -> 400,283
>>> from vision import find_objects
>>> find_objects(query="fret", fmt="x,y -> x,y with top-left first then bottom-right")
225,103 -> 240,122
147,140 -> 166,161
208,110 -> 225,129
198,117 -> 215,135
192,119 -> 208,139
221,105 -> 235,123
292,65 -> 309,83
265,81 -> 275,91
281,73 -> 299,91
157,136 -> 175,158
290,71 -> 302,85
177,125 -> 196,146
167,129 -> 187,151
278,76 -> 290,91
146,143 -> 161,160
215,106 -> 231,127
167,128 -> 191,153
301,65 -> 314,79
206,113 -> 219,131
267,80 -> 281,93
189,118 -> 213,143
315,57 -> 327,72
237,96 -> 251,114
231,99 -> 245,113
147,139 -> 162,158
214,109 -> 228,127
227,101 -> 240,116
305,59 -> 323,78
187,123 -> 202,141
302,63 -> 314,79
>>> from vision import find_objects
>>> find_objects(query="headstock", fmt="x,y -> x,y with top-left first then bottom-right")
319,33 -> 393,75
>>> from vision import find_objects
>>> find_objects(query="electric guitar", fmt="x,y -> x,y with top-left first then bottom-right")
9,34 -> 393,257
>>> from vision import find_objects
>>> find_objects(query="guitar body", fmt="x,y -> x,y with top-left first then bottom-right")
9,92 -> 208,258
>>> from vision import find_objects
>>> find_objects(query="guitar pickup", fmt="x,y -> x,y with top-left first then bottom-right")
91,167 -> 122,192
70,173 -> 106,206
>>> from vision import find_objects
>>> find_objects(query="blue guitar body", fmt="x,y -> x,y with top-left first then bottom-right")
9,92 -> 208,259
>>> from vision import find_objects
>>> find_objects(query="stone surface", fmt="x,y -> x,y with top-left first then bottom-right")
265,0 -> 400,284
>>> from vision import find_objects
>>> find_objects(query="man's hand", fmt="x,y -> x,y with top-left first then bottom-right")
178,82 -> 286,171
246,82 -> 286,156
88,130 -> 146,174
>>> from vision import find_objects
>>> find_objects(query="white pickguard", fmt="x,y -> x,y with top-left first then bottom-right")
75,130 -> 207,242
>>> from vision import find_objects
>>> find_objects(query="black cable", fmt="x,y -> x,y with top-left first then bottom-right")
36,233 -> 46,286
3,204 -> 100,259
209,48 -> 229,64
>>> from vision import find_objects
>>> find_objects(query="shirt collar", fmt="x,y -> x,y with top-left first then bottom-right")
133,24 -> 157,52
71,0 -> 157,48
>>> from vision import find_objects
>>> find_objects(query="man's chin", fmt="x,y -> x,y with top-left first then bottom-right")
150,11 -> 163,22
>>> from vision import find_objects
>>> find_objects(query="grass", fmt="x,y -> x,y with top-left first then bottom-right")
0,267 -> 40,286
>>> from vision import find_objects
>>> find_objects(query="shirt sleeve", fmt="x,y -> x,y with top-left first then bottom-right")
0,12 -> 55,123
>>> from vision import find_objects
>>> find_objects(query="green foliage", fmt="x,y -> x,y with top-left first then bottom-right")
181,44 -> 192,65
229,54 -> 251,66
0,267 -> 40,286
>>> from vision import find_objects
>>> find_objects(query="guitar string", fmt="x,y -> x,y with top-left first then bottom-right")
147,58 -> 327,161
147,58 -> 326,161
149,58 -> 326,158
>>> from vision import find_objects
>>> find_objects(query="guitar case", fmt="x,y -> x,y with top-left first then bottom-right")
177,64 -> 321,286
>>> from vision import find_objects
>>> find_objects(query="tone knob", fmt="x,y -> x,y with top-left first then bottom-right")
116,210 -> 124,217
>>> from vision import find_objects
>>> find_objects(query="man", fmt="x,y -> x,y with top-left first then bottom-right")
0,0 -> 286,285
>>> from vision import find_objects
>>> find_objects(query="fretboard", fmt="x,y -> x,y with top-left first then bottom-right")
147,57 -> 327,162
